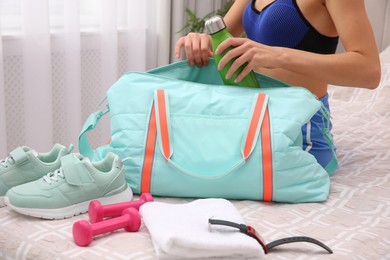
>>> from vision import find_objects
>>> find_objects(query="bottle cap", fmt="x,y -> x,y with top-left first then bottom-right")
205,15 -> 226,34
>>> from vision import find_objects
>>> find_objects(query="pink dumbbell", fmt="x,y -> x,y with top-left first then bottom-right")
73,207 -> 141,247
88,193 -> 154,223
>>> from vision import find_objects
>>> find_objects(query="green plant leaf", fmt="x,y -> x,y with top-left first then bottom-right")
177,1 -> 234,34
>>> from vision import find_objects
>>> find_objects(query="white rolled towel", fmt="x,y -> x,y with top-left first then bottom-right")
139,198 -> 263,260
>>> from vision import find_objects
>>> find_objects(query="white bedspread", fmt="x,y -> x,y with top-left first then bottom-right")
1,46 -> 389,260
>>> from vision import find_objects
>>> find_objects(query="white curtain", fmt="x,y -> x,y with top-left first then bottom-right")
0,0 -> 225,157
0,24 -> 6,157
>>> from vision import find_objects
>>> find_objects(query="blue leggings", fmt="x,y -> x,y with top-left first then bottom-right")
301,94 -> 338,175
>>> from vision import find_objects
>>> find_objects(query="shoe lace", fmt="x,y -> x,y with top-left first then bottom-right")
0,156 -> 15,168
43,168 -> 65,184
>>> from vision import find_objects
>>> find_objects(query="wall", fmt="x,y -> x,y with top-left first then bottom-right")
337,0 -> 390,52
365,0 -> 390,51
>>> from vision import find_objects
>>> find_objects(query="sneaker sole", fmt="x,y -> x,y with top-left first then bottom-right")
4,186 -> 133,220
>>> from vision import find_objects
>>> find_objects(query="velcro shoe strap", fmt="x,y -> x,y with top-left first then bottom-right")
10,147 -> 30,166
61,154 -> 94,186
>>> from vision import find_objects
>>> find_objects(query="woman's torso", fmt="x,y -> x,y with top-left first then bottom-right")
242,0 -> 339,97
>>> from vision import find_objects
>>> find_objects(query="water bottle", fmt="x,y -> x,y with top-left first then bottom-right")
205,15 -> 259,88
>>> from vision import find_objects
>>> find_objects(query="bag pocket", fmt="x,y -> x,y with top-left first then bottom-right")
140,89 -> 270,199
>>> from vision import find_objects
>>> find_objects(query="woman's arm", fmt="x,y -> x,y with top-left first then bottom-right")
217,0 -> 381,89
223,0 -> 249,37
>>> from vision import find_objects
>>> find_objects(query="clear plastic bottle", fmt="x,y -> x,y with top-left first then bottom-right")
205,15 -> 259,88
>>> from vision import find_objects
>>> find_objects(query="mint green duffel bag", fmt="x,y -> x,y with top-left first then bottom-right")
79,60 -> 330,203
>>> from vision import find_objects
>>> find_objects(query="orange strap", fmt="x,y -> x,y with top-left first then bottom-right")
141,104 -> 157,193
242,93 -> 273,201
243,94 -> 267,159
262,108 -> 273,201
156,89 -> 171,159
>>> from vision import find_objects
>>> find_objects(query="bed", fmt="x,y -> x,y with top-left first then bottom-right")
1,46 -> 389,260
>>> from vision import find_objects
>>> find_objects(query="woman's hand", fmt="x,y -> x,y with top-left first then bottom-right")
175,33 -> 213,67
216,37 -> 280,82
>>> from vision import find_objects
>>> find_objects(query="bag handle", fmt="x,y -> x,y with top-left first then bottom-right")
78,107 -> 109,161
153,89 -> 269,179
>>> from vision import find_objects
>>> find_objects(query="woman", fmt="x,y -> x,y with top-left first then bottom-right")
175,0 -> 381,175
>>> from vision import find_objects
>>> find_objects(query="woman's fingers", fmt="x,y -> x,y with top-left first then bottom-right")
184,35 -> 196,66
175,33 -> 212,67
232,53 -> 255,82
216,38 -> 247,72
226,50 -> 253,80
215,37 -> 245,55
175,37 -> 185,59
200,35 -> 212,66
217,38 -> 274,80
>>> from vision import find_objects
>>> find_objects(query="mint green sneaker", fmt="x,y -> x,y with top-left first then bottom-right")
0,144 -> 72,207
4,152 -> 133,220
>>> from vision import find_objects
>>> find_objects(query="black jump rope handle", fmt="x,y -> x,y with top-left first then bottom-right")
267,236 -> 333,254
208,219 -> 333,254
